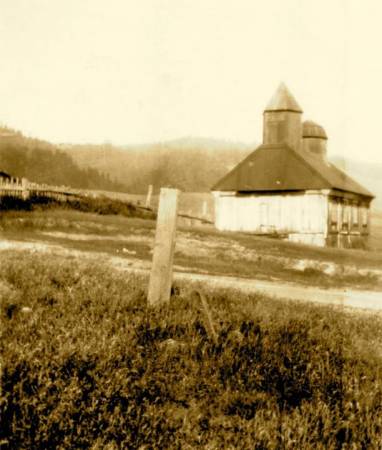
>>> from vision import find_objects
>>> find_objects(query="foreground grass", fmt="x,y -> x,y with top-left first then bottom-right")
1,251 -> 382,448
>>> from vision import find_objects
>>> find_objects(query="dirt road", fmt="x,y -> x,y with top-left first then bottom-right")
172,272 -> 382,312
96,249 -> 382,313
2,238 -> 382,313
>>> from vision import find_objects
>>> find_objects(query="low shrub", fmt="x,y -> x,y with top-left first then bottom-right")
0,194 -> 155,220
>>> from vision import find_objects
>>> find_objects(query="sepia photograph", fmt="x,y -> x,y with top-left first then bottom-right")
1,0 -> 382,448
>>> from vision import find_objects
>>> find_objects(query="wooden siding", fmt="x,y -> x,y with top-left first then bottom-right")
213,191 -> 328,239
213,190 -> 372,248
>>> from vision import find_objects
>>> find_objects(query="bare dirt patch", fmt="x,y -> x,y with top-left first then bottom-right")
2,210 -> 381,290
175,231 -> 382,283
41,231 -> 152,244
1,238 -> 382,313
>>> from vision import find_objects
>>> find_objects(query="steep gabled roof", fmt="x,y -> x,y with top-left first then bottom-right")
265,83 -> 303,113
211,144 -> 374,198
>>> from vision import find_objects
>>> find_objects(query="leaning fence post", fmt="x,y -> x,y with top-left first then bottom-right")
147,188 -> 179,306
145,184 -> 153,208
193,290 -> 218,344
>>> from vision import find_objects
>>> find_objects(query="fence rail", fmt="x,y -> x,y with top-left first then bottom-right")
0,178 -> 213,227
0,177 -> 83,201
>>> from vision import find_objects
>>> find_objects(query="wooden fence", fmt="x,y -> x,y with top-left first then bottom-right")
0,177 -> 82,202
0,178 -> 213,227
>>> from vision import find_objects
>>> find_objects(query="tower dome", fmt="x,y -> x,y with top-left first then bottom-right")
302,120 -> 327,140
302,120 -> 328,157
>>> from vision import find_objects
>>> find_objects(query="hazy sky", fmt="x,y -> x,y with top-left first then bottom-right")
1,0 -> 381,162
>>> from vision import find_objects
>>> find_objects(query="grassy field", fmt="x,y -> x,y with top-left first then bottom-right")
1,250 -> 382,448
90,191 -> 216,221
1,208 -> 382,291
1,203 -> 382,447
92,190 -> 382,247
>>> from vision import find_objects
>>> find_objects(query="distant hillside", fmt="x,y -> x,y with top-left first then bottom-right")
0,126 -> 125,191
62,138 -> 254,193
63,139 -> 381,204
5,128 -> 378,203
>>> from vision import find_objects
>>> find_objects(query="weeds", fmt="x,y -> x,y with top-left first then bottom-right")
1,251 -> 382,448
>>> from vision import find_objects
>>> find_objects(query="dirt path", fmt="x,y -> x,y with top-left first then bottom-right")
2,238 -> 382,312
172,272 -> 382,312
102,250 -> 382,313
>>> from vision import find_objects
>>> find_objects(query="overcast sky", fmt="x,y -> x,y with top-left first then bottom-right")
1,0 -> 381,162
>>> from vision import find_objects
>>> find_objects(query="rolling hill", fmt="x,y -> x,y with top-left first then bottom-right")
61,138 -> 254,194
62,138 -> 381,210
1,125 -> 380,210
0,126 -> 125,191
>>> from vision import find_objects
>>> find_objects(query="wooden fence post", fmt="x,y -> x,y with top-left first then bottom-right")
145,184 -> 153,208
147,188 -> 179,306
21,178 -> 29,200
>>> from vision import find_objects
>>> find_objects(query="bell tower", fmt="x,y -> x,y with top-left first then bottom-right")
263,83 -> 303,151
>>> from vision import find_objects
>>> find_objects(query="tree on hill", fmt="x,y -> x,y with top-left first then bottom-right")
0,128 -> 127,191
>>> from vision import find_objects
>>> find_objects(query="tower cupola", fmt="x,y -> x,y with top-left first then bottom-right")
263,83 -> 303,150
302,120 -> 328,158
